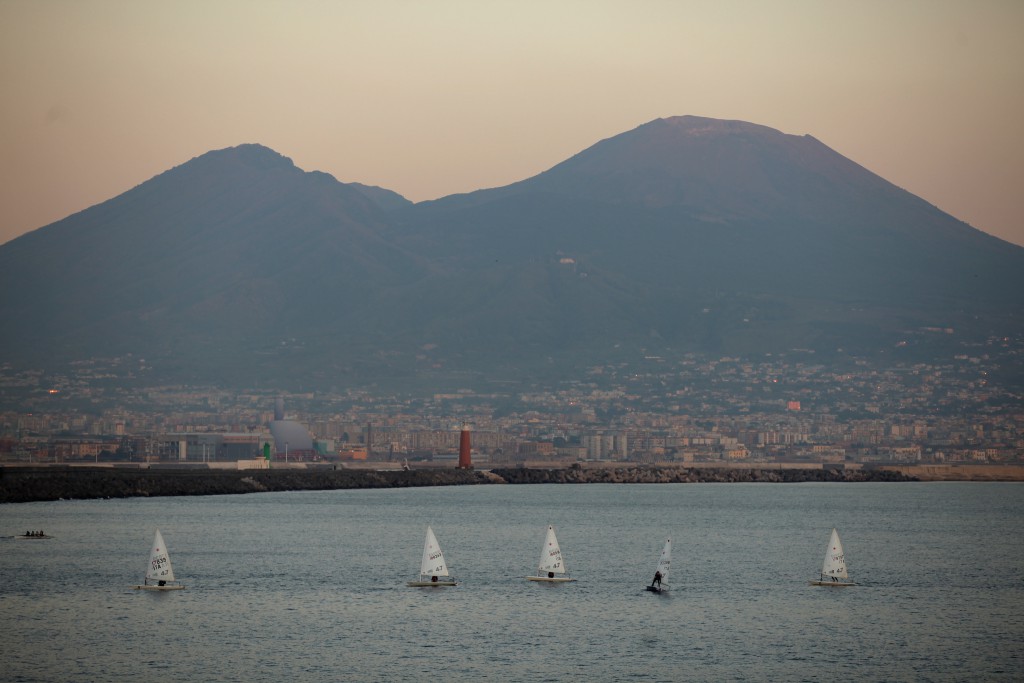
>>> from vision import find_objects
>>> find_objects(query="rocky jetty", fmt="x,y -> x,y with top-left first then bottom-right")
489,465 -> 915,485
0,464 -> 915,504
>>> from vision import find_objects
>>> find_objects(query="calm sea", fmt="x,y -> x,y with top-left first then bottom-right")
1,482 -> 1022,682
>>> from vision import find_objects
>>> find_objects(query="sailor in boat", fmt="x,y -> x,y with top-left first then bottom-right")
431,576 -> 438,583
158,580 -> 167,587
651,570 -> 663,590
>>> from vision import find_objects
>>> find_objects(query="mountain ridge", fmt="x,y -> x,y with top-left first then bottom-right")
1,116 -> 1021,390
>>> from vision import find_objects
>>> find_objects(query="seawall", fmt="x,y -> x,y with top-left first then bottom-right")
0,466 -> 491,504
0,464 -> 920,504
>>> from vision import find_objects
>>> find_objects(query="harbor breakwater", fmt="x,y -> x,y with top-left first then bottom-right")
488,465 -> 914,485
0,466 -> 488,504
0,464 -> 916,504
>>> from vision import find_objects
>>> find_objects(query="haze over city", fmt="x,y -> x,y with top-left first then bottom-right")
2,0 -> 1022,248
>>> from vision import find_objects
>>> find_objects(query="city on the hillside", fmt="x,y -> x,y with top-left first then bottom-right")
1,335 -> 1021,468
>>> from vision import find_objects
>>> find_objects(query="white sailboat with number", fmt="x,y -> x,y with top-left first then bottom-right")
527,525 -> 577,582
646,538 -> 671,593
408,526 -> 458,587
809,528 -> 856,586
133,529 -> 185,591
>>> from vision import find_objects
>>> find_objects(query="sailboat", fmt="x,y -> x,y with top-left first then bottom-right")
809,527 -> 856,586
645,538 -> 671,593
526,525 -> 577,582
133,529 -> 185,591
407,526 -> 458,587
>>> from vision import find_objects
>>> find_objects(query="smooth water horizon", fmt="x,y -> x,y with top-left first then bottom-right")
2,482 -> 1022,682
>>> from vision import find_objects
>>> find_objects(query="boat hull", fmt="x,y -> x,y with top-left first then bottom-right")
527,576 -> 576,582
809,580 -> 856,587
133,584 -> 186,591
407,580 -> 458,587
645,585 -> 667,593
16,535 -> 53,540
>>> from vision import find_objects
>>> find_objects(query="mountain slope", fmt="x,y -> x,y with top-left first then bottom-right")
0,144 -> 427,382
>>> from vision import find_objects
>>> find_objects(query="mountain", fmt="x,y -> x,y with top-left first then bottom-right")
409,117 -> 1020,304
395,117 -> 1022,360
0,144 -> 429,384
1,117 -> 1022,390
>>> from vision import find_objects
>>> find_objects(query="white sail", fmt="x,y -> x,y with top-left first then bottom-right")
419,526 -> 450,577
537,525 -> 567,575
145,529 -> 176,583
820,528 -> 848,580
654,538 -> 672,585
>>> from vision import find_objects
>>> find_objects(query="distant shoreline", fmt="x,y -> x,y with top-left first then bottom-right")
3,462 -> 1019,504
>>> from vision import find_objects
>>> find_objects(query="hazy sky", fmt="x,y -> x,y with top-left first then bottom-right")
2,0 -> 1022,246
